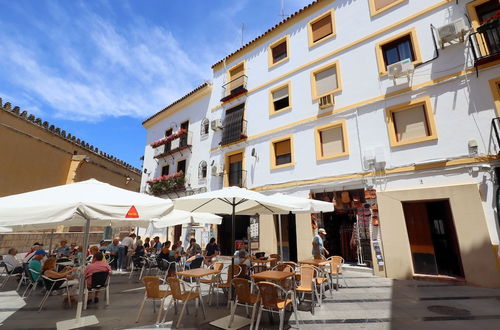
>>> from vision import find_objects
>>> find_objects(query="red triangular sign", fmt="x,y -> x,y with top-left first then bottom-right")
125,205 -> 139,218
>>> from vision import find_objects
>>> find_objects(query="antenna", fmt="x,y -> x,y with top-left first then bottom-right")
279,0 -> 289,20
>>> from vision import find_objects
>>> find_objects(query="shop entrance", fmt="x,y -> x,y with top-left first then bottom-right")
403,200 -> 463,277
274,214 -> 298,262
218,215 -> 250,256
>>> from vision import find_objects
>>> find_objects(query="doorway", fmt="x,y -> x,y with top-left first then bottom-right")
403,200 -> 463,277
274,214 -> 298,262
217,215 -> 250,256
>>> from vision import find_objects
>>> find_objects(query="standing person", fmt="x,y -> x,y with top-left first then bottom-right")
204,238 -> 220,266
84,252 -> 112,304
55,240 -> 71,258
28,250 -> 47,282
312,228 -> 329,259
106,238 -> 120,270
2,248 -> 23,275
118,233 -> 136,271
151,236 -> 162,254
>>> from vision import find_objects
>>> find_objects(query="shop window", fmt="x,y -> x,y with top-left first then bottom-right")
315,121 -> 349,160
271,136 -> 294,169
270,83 -> 291,114
269,36 -> 289,67
376,29 -> 422,75
369,0 -> 406,17
161,165 -> 169,176
311,62 -> 341,99
386,97 -> 437,147
308,9 -> 336,47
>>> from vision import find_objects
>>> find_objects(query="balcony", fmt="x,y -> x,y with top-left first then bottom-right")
469,16 -> 500,68
146,171 -> 186,196
224,169 -> 247,188
220,75 -> 248,103
220,119 -> 247,146
153,130 -> 193,159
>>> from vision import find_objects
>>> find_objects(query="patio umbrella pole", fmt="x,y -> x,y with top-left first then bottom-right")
278,214 -> 284,261
76,217 -> 91,321
230,198 -> 235,302
49,229 -> 54,254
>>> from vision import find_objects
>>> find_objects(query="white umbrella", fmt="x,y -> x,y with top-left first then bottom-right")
238,193 -> 334,260
0,179 -> 174,330
0,226 -> 12,232
151,210 -> 222,228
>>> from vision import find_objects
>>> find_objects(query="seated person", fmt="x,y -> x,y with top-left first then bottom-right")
233,248 -> 251,267
87,246 -> 100,263
143,237 -> 151,250
204,238 -> 220,266
99,240 -> 110,253
3,248 -> 24,275
175,240 -> 185,256
184,238 -> 203,268
84,252 -> 112,304
42,257 -> 78,304
23,243 -> 43,263
105,238 -> 120,270
134,239 -> 145,257
157,242 -> 177,275
55,240 -> 71,258
28,250 -> 47,282
169,242 -> 181,262
68,243 -> 78,257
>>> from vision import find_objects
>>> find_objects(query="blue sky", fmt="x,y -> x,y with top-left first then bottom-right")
0,0 -> 309,168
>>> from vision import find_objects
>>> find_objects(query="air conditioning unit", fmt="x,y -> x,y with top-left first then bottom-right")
437,18 -> 468,48
387,58 -> 414,80
211,164 -> 224,176
211,119 -> 223,131
318,94 -> 334,109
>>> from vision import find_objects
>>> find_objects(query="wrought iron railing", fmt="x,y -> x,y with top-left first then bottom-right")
154,131 -> 193,158
492,117 -> 500,153
469,18 -> 500,67
221,75 -> 248,102
221,119 -> 247,146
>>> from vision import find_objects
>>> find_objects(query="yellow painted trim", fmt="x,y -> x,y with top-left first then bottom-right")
268,35 -> 290,69
223,148 -> 246,187
375,27 -> 422,76
368,0 -> 406,17
307,8 -> 336,48
310,60 -> 342,100
489,77 -> 500,117
210,66 -> 479,153
176,157 -> 187,173
210,0 -> 452,113
143,85 -> 212,129
252,155 -> 500,191
468,0 -> 499,59
386,96 -> 438,147
314,120 -> 349,161
269,81 -> 292,116
270,134 -> 295,170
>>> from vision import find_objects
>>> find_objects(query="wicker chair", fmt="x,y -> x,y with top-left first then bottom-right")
214,264 -> 241,307
295,265 -> 320,314
327,256 -> 348,290
199,262 -> 224,305
255,281 -> 299,330
162,277 -> 206,328
229,278 -> 259,330
135,276 -> 171,324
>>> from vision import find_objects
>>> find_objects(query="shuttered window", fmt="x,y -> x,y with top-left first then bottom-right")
229,64 -> 245,93
374,0 -> 400,11
314,66 -> 338,97
392,105 -> 429,142
274,139 -> 292,166
271,40 -> 287,63
320,126 -> 344,156
272,85 -> 290,112
311,14 -> 333,43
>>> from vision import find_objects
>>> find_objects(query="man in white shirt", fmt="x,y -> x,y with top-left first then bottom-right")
312,228 -> 329,259
3,248 -> 23,275
118,233 -> 135,271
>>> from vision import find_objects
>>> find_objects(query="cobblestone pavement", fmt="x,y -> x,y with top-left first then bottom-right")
1,269 -> 500,329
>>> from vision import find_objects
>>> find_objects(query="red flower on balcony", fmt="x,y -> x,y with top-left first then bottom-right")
146,171 -> 185,196
150,128 -> 187,148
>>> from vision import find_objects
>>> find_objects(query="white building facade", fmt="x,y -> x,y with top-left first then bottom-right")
142,0 -> 500,288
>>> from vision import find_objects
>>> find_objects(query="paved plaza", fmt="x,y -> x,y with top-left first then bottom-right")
1,269 -> 500,329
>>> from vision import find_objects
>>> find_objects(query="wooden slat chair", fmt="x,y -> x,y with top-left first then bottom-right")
271,264 -> 295,290
213,264 -> 241,307
162,277 -> 206,328
312,265 -> 332,302
327,256 -> 348,290
199,261 -> 223,305
295,265 -> 320,314
228,278 -> 259,330
255,281 -> 299,330
135,276 -> 171,324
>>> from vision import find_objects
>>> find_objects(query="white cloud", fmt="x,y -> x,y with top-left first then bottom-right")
0,4 -> 212,122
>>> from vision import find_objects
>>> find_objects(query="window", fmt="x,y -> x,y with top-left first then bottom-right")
308,9 -> 336,47
376,28 -> 422,76
221,103 -> 246,145
271,135 -> 294,169
229,62 -> 245,95
268,35 -> 289,67
201,118 -> 209,137
467,0 -> 500,59
368,0 -> 406,17
311,61 -> 341,99
198,161 -> 207,179
386,97 -> 437,147
225,150 -> 245,187
161,165 -> 169,176
177,159 -> 186,175
488,77 -> 500,117
164,128 -> 173,152
180,121 -> 189,148
315,121 -> 349,160
269,82 -> 291,115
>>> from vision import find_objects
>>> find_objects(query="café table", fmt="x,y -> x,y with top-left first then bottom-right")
298,259 -> 330,267
176,268 -> 221,304
251,257 -> 278,273
251,270 -> 294,282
